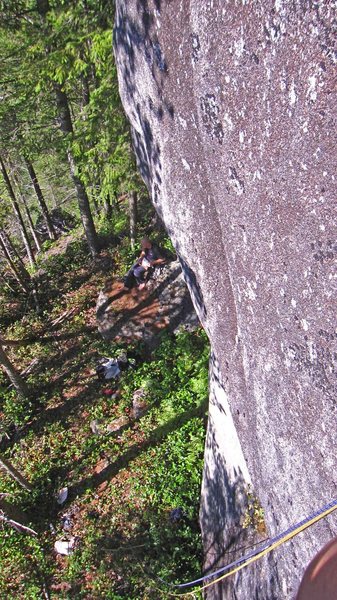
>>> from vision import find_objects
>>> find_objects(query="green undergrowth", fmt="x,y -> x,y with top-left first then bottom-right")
0,230 -> 209,599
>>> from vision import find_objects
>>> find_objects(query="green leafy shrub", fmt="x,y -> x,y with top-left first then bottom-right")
0,230 -> 210,599
0,531 -> 51,600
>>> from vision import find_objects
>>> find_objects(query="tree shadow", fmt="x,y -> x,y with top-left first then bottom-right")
113,1 -> 174,188
96,287 -> 129,319
2,324 -> 97,349
36,354 -> 96,397
26,420 -> 139,526
68,399 -> 207,502
8,376 -> 103,451
198,354 -> 281,599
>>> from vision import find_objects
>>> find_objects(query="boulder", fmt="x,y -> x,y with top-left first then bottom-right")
35,208 -> 76,240
96,260 -> 199,345
114,2 -> 336,598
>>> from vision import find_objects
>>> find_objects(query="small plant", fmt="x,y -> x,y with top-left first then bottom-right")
242,488 -> 266,534
0,529 -> 51,599
1,389 -> 33,429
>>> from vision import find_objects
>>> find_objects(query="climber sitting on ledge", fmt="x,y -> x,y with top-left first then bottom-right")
122,237 -> 166,291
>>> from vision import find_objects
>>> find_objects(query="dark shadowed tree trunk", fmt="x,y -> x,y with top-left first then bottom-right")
54,83 -> 100,257
129,191 -> 137,250
0,157 -> 36,267
24,158 -> 57,241
0,342 -> 30,397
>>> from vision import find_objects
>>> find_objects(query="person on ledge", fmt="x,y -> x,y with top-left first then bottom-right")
122,237 -> 166,291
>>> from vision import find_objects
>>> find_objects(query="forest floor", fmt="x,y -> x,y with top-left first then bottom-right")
0,231 -> 209,599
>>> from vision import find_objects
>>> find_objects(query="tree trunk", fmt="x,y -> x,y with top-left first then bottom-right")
0,232 -> 40,313
24,158 -> 57,241
19,229 -> 34,267
37,0 -> 99,256
90,186 -> 100,215
0,230 -> 30,293
54,83 -> 100,257
12,170 -> 42,252
68,150 -> 101,256
0,457 -> 32,491
23,196 -> 42,253
0,235 -> 39,313
0,342 -> 30,397
48,183 -> 58,209
0,157 -> 36,267
1,230 -> 26,271
129,191 -> 137,250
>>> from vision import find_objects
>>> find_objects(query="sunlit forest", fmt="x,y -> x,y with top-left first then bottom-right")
0,2 -> 209,598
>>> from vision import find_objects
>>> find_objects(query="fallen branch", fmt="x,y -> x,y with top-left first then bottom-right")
7,357 -> 39,391
50,306 -> 77,328
0,499 -> 36,535
0,456 -> 33,491
21,357 -> 40,376
0,513 -> 38,536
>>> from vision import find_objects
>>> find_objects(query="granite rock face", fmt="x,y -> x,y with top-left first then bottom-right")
114,2 -> 336,598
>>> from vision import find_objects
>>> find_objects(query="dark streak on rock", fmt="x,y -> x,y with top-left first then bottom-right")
200,94 -> 224,144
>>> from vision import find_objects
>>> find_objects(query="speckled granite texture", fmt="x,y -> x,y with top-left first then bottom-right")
114,2 -> 336,597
